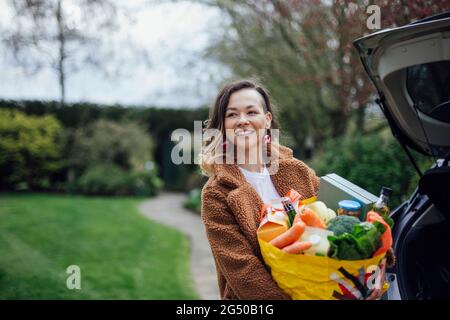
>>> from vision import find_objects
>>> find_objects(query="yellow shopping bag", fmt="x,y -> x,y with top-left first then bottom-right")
258,238 -> 389,300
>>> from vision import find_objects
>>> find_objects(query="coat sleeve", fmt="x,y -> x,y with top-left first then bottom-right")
201,187 -> 291,300
309,166 -> 320,195
296,160 -> 320,196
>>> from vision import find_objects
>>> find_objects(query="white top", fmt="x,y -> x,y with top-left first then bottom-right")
239,166 -> 281,203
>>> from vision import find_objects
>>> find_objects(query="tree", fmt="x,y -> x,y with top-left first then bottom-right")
199,0 -> 450,157
1,0 -> 135,105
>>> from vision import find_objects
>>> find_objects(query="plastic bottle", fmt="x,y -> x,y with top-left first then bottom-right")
299,226 -> 334,257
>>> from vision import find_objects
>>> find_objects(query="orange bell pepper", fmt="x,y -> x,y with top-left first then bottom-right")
366,210 -> 393,257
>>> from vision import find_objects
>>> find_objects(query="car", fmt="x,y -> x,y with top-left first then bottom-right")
354,11 -> 450,300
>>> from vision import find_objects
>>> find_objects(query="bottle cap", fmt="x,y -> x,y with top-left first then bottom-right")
338,200 -> 362,211
381,187 -> 393,197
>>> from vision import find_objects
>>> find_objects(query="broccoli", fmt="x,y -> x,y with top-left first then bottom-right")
327,221 -> 386,260
326,215 -> 360,236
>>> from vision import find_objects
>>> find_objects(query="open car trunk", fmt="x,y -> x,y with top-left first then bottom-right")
353,13 -> 450,299
389,184 -> 450,299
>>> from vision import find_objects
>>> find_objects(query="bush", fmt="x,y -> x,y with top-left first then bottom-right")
308,131 -> 433,209
183,188 -> 201,214
65,119 -> 164,196
76,164 -> 129,195
0,109 -> 64,190
69,119 -> 154,175
131,169 -> 164,197
1,100 -> 210,192
74,163 -> 163,196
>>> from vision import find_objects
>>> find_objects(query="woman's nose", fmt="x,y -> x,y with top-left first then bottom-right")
237,114 -> 250,125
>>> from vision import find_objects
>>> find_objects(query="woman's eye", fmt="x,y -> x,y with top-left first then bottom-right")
248,111 -> 258,115
226,113 -> 236,117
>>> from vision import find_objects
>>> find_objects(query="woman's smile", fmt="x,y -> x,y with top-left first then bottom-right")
235,128 -> 255,137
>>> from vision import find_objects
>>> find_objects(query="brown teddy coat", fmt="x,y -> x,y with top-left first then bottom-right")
201,145 -> 320,300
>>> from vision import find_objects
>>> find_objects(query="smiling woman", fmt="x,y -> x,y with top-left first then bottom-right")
198,79 -> 321,300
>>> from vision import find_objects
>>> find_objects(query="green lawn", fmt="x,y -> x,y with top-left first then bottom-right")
0,193 -> 199,299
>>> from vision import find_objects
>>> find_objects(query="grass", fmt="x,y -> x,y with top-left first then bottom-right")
0,193 -> 199,299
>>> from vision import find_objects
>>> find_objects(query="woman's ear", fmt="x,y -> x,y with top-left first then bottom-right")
265,112 -> 273,128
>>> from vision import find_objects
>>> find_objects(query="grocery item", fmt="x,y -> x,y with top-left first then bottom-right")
326,208 -> 337,223
281,240 -> 312,254
257,187 -> 391,299
298,207 -> 326,229
327,221 -> 386,260
366,210 -> 393,257
299,226 -> 334,256
269,221 -> 305,249
303,201 -> 336,224
371,187 -> 394,228
326,215 -> 360,236
337,200 -> 362,219
318,174 -> 378,220
286,189 -> 301,212
257,205 -> 289,243
258,237 -> 389,299
299,195 -> 318,206
281,197 -> 297,226
257,222 -> 288,243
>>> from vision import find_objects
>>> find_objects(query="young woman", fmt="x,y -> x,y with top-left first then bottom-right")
199,79 -> 384,300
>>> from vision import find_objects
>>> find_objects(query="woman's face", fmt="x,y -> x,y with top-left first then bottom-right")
224,88 -> 272,158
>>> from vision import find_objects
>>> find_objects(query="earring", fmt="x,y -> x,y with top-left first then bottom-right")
263,129 -> 272,158
222,140 -> 228,152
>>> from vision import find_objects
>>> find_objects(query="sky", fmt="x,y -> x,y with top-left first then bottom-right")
0,0 -> 230,108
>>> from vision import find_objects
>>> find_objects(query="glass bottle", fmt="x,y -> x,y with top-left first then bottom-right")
372,187 -> 394,228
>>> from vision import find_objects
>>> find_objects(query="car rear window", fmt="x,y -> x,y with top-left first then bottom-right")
407,60 -> 450,123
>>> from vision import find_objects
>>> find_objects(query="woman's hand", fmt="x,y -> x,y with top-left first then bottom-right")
366,258 -> 386,300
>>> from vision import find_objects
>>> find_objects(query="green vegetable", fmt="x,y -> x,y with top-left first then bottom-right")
383,215 -> 395,229
326,215 -> 360,236
327,221 -> 386,260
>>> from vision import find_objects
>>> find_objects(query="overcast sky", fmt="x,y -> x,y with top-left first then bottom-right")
0,0 -> 230,108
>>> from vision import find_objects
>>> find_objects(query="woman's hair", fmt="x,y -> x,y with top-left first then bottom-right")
198,78 -> 280,177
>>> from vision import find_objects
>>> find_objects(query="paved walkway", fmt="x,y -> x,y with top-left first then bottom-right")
139,192 -> 220,300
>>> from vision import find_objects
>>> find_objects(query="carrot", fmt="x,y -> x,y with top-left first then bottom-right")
299,207 -> 326,229
293,212 -> 302,225
269,221 -> 305,249
282,241 -> 312,254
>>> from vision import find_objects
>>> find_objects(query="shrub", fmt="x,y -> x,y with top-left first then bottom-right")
76,164 -> 130,195
1,100 -> 210,192
0,109 -> 64,190
183,188 -> 201,214
69,119 -> 154,175
131,169 -> 164,197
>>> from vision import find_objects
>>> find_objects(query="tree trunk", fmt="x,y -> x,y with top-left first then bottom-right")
56,0 -> 66,106
356,103 -> 367,133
